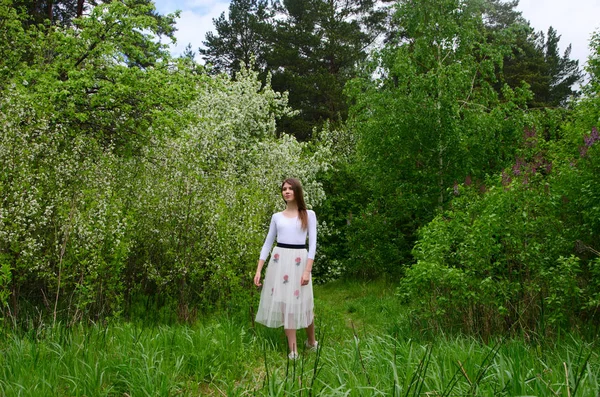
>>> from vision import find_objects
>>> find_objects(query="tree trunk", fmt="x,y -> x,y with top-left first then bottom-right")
47,0 -> 53,21
436,43 -> 445,208
77,0 -> 85,17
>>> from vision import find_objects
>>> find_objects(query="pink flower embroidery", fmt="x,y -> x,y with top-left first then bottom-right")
295,257 -> 301,266
273,253 -> 280,263
283,275 -> 289,284
294,290 -> 300,299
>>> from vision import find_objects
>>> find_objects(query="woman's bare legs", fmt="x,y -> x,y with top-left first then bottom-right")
285,320 -> 316,355
284,328 -> 297,354
306,321 -> 316,346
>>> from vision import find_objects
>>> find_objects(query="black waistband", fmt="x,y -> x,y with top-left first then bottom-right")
276,242 -> 307,249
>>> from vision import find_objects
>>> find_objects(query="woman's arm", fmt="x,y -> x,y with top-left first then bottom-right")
301,258 -> 313,286
254,259 -> 266,286
255,215 -> 277,286
307,210 -> 317,260
302,211 -> 317,285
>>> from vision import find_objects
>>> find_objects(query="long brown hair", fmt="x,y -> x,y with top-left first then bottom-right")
282,178 -> 308,230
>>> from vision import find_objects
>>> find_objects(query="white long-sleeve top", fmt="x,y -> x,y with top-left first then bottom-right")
259,210 -> 317,260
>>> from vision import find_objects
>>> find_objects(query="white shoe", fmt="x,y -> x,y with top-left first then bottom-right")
288,351 -> 299,360
305,340 -> 318,352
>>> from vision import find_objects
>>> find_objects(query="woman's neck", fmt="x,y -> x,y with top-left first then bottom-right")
285,202 -> 298,211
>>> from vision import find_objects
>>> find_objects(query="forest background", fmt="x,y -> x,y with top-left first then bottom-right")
1,0 -> 599,394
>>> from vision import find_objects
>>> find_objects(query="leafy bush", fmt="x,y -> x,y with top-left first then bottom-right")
0,0 -> 333,324
125,68 -> 332,318
401,121 -> 600,336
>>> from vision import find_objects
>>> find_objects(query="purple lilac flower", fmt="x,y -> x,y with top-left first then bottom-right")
512,157 -> 525,176
583,127 -> 600,147
524,128 -> 537,147
524,128 -> 536,139
512,163 -> 521,176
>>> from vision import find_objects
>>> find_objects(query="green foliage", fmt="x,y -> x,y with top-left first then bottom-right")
312,163 -> 374,282
0,0 -> 28,86
0,0 -> 198,323
397,28 -> 599,335
528,27 -> 583,108
17,0 -> 187,155
0,87 -> 134,321
401,108 -> 600,335
200,0 -> 273,75
12,0 -> 95,26
587,31 -> 600,96
126,67 -> 332,317
344,0 -> 529,276
496,21 -> 583,108
201,0 -> 390,140
0,2 -> 333,324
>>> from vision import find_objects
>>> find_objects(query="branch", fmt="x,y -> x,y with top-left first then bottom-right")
74,21 -> 118,69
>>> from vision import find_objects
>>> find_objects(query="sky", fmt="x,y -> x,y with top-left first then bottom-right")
153,0 -> 600,70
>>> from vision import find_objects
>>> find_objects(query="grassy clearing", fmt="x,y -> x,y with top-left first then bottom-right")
0,280 -> 598,396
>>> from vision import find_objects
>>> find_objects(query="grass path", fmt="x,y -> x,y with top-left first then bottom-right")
220,280 -> 599,396
0,280 -> 598,396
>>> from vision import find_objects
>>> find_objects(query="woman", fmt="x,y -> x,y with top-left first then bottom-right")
254,178 -> 318,360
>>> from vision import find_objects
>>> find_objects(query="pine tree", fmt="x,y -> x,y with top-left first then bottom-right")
200,0 -> 390,139
535,26 -> 583,107
268,0 -> 390,139
200,0 -> 273,75
12,0 -> 99,25
482,1 -> 583,108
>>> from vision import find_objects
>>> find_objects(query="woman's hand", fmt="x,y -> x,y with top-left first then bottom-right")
254,260 -> 265,287
301,270 -> 311,286
254,271 -> 262,287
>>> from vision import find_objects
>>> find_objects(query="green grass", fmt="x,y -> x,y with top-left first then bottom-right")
0,280 -> 598,396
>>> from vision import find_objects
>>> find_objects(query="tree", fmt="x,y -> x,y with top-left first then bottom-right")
12,0 -> 100,25
200,0 -> 390,140
400,33 -> 600,335
343,0 -> 529,275
0,0 -> 205,322
477,1 -> 582,109
14,0 -> 187,154
534,27 -> 583,107
200,0 -> 273,75
268,0 -> 390,139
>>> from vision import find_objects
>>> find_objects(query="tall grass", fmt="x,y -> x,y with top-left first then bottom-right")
0,280 -> 598,396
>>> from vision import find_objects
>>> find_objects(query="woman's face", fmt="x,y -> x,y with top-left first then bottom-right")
282,182 -> 295,203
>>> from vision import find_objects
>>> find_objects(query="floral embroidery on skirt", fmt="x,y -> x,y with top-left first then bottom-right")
255,246 -> 314,329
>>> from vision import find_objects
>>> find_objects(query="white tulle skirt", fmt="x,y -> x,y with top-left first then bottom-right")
255,246 -> 314,329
